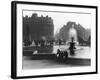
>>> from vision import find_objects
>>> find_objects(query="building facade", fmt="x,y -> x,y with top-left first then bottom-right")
23,13 -> 54,45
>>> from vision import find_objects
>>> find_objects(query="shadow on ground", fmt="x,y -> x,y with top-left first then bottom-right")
23,54 -> 91,66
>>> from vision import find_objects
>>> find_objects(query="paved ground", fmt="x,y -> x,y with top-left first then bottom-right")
22,56 -> 91,69
23,45 -> 91,69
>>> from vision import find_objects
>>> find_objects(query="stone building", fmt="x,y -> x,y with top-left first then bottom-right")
23,13 -> 54,45
55,21 -> 91,46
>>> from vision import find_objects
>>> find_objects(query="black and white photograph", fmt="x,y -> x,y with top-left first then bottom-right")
23,10 -> 91,69
11,1 -> 97,79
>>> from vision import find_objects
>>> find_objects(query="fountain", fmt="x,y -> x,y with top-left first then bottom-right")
56,24 -> 79,59
68,24 -> 77,42
68,24 -> 78,55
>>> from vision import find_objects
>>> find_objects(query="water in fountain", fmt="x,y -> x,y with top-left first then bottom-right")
68,24 -> 78,45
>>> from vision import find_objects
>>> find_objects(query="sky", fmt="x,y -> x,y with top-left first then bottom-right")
23,10 -> 91,35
